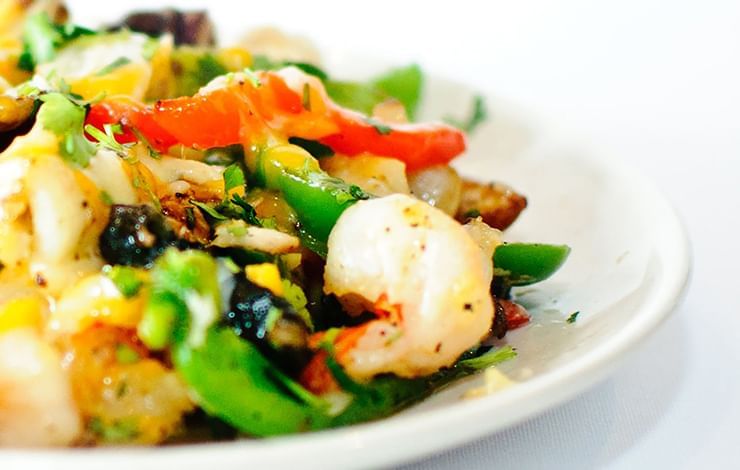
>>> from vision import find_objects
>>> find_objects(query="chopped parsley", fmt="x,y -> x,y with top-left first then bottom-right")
566,311 -> 580,324
463,209 -> 481,219
445,95 -> 488,133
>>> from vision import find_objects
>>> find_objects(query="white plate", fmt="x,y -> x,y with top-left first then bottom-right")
2,46 -> 690,470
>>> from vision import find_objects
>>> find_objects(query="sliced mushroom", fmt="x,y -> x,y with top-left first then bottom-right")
455,179 -> 527,230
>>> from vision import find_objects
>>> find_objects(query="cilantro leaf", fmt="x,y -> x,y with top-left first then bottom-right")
84,123 -> 128,156
223,164 -> 246,193
37,93 -> 95,167
445,95 -> 488,133
566,311 -> 580,324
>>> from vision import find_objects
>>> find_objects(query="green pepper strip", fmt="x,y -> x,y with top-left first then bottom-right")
491,242 -> 570,299
493,243 -> 571,286
249,146 -> 368,249
173,328 -> 331,436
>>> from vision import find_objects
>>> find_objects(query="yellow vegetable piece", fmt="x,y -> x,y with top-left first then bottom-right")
70,62 -> 152,101
216,47 -> 253,71
245,263 -> 283,296
0,297 -> 43,333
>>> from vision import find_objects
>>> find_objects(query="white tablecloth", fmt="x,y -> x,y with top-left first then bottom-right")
68,1 -> 740,468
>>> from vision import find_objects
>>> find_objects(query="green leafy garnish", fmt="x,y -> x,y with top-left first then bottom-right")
566,311 -> 580,324
18,12 -> 95,71
84,123 -> 128,156
95,56 -> 132,76
223,164 -> 246,193
104,265 -> 144,298
191,200 -> 228,221
37,93 -> 95,167
446,95 -> 488,133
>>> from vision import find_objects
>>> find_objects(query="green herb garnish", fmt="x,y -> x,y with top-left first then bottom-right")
37,92 -> 95,167
446,95 -> 487,133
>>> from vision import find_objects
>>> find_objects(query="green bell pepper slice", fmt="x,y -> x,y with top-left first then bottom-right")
249,144 -> 368,247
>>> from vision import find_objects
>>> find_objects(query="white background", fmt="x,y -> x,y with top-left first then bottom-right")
69,1 -> 740,468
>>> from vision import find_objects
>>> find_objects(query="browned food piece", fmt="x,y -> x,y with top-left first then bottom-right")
0,95 -> 34,132
159,194 -> 213,245
0,95 -> 35,151
456,179 -> 527,230
110,9 -> 215,46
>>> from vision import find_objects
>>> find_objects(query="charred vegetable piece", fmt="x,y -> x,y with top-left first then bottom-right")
0,96 -> 36,152
99,205 -> 188,267
456,179 -> 528,230
492,243 -> 571,298
110,9 -> 215,46
226,273 -> 312,373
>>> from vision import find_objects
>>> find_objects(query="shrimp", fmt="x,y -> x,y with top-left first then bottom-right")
0,329 -> 82,446
323,193 -> 496,380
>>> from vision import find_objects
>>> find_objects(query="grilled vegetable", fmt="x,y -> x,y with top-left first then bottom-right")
456,179 -> 528,230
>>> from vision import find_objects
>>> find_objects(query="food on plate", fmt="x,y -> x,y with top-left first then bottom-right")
0,1 -> 569,447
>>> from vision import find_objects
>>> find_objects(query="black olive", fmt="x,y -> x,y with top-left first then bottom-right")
225,273 -> 311,374
99,204 -> 188,267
